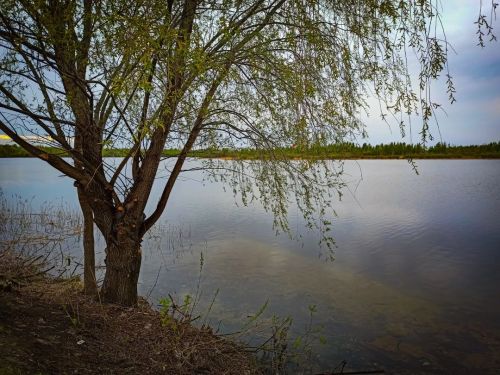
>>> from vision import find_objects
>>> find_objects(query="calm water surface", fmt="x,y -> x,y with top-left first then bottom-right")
1,158 -> 499,373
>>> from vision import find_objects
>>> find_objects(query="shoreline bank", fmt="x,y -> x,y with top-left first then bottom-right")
0,252 -> 260,374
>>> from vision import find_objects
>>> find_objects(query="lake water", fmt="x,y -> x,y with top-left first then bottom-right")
1,158 -> 499,373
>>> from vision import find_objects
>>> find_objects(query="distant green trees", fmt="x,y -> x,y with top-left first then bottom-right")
326,141 -> 500,157
2,142 -> 499,159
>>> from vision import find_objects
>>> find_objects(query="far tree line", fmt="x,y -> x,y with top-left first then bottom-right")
1,142 -> 499,159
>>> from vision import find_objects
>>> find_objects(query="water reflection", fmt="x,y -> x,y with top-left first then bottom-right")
1,158 -> 499,373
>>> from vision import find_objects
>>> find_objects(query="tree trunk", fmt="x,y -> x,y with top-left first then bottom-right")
77,188 -> 97,296
101,224 -> 142,306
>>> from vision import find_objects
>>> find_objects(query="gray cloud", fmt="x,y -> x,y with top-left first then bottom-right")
364,1 -> 500,145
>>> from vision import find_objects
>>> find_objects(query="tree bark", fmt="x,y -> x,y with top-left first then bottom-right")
77,188 -> 98,296
101,223 -> 142,306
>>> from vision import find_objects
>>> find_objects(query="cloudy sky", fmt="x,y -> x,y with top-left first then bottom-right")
365,0 -> 500,145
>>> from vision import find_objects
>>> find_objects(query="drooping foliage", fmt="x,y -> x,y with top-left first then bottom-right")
0,0 -> 496,304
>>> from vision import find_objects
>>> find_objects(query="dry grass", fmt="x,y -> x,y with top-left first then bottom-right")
0,251 -> 261,374
0,192 -> 261,374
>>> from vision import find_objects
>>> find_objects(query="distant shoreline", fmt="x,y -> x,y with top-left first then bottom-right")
1,143 -> 499,160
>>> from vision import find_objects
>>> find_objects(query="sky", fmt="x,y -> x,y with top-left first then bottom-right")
364,0 -> 500,145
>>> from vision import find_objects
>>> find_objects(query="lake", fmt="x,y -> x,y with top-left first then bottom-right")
1,158 -> 499,373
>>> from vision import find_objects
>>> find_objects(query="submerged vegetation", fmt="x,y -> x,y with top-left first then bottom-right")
1,142 -> 499,159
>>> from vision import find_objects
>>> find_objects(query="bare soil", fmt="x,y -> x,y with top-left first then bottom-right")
0,264 -> 259,374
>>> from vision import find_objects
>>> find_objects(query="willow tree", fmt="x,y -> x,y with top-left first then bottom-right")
0,0 -> 496,305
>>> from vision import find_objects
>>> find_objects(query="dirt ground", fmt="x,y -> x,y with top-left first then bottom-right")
0,275 -> 260,375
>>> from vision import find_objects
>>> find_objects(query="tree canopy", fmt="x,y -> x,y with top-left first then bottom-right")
0,0 -> 496,305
